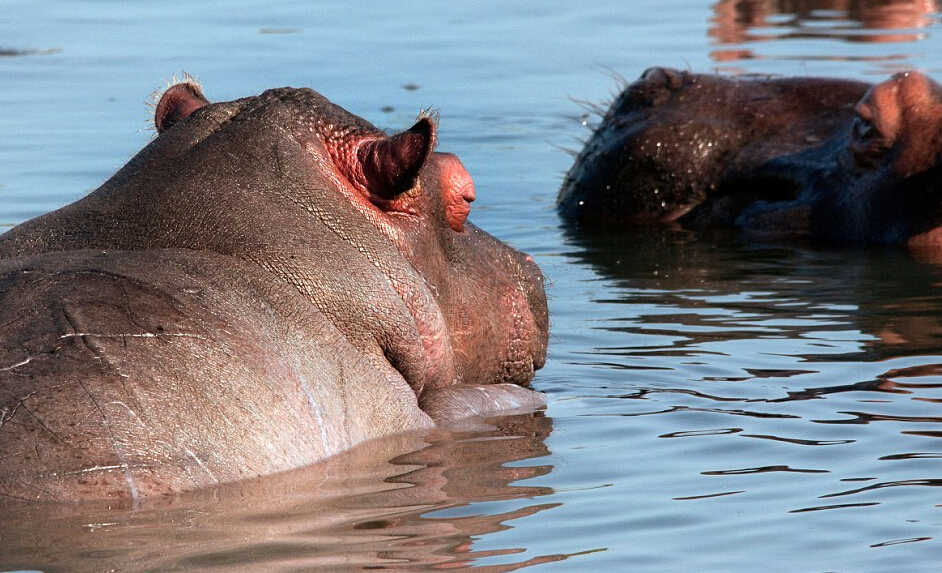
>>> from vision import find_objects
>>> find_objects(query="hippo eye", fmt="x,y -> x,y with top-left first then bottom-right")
850,115 -> 889,166
852,116 -> 876,142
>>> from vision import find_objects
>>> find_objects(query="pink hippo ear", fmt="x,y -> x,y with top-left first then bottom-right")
352,117 -> 436,201
850,79 -> 900,167
332,116 -> 473,230
155,82 -> 211,134
851,71 -> 942,176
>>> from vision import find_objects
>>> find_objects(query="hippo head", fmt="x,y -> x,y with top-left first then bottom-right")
153,82 -> 548,404
150,82 -> 548,403
558,67 -> 870,227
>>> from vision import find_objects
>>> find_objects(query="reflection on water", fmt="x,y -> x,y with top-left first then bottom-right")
0,414 -> 566,573
710,0 -> 940,64
551,226 -> 942,567
563,225 -> 942,384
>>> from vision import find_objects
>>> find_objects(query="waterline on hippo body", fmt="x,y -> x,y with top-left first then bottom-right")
0,78 -> 547,500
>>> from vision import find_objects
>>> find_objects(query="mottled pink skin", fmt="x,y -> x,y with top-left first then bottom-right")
438,154 -> 476,232
0,81 -> 547,501
560,67 -> 942,247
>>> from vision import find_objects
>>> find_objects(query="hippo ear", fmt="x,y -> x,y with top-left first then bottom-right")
356,117 -> 435,200
155,82 -> 210,134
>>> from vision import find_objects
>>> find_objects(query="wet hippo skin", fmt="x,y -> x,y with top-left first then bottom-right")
0,80 -> 548,501
559,67 -> 942,247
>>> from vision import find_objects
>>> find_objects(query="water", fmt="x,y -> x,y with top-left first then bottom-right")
2,1 -> 942,571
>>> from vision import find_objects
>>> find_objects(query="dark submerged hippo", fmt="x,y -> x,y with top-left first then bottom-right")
0,80 -> 548,501
559,67 -> 942,246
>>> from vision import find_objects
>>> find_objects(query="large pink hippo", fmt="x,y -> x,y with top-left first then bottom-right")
559,67 -> 942,247
0,80 -> 548,502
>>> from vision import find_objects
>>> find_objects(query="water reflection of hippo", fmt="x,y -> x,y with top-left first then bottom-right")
558,67 -> 942,247
2,413 -> 566,571
711,0 -> 939,47
0,80 -> 548,501
562,224 -> 942,395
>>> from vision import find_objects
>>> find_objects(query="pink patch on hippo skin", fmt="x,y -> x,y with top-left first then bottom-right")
434,153 -> 476,232
324,116 -> 436,211
154,82 -> 210,133
907,226 -> 942,249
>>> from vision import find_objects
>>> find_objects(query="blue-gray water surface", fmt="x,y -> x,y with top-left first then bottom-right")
3,1 -> 942,572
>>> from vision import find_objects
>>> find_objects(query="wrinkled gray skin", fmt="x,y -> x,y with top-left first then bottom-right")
0,81 -> 548,502
560,67 -> 942,246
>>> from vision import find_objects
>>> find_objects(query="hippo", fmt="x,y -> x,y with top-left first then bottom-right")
558,67 -> 942,247
0,80 -> 548,502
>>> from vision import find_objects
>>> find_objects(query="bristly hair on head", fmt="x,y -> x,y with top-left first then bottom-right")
416,107 -> 440,128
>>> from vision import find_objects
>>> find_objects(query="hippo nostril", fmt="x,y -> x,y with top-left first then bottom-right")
640,67 -> 684,91
641,67 -> 669,85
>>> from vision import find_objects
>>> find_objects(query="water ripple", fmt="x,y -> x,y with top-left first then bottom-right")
821,479 -> 942,499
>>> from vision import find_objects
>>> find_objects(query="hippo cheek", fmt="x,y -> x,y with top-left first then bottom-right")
512,251 -> 549,373
445,230 -> 548,388
395,222 -> 547,423
478,278 -> 546,387
499,282 -> 548,385
416,263 -> 547,424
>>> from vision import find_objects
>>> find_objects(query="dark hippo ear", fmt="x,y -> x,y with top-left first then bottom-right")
356,117 -> 435,200
155,82 -> 210,134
